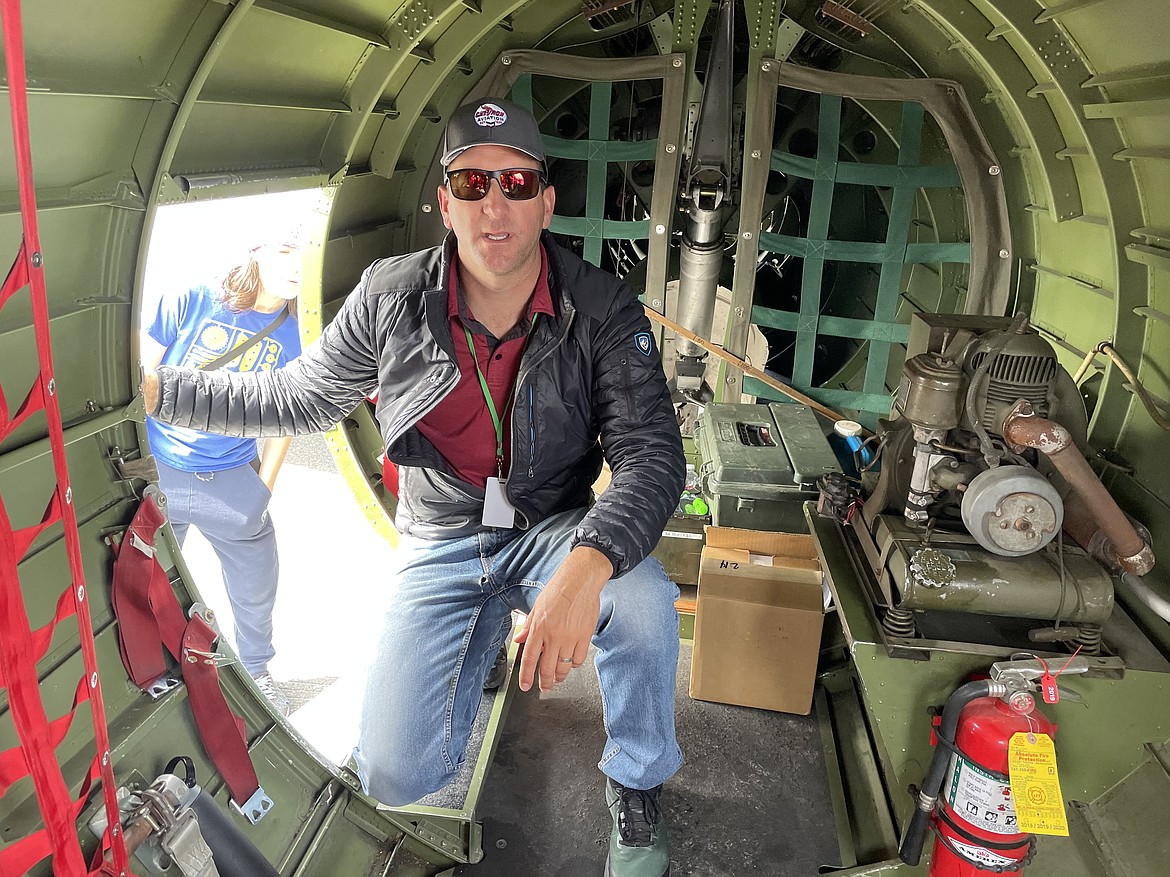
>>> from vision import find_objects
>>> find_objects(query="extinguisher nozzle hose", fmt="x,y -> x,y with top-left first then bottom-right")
901,807 -> 933,867
898,680 -> 995,866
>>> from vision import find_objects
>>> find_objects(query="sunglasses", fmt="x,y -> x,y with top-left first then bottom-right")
445,167 -> 546,202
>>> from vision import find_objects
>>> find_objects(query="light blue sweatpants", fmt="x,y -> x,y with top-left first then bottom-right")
156,458 -> 279,676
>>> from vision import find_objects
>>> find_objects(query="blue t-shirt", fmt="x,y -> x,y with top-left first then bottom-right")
146,284 -> 302,472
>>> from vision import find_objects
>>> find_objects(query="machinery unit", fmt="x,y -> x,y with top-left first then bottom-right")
830,313 -> 1157,655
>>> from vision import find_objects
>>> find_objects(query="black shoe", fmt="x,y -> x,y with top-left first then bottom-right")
483,644 -> 509,691
605,779 -> 670,877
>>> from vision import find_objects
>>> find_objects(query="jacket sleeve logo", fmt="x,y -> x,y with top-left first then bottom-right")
634,332 -> 653,356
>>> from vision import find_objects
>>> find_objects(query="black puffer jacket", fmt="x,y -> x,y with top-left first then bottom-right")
153,233 -> 685,578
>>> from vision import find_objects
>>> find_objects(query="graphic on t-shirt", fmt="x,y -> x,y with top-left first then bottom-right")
183,320 -> 285,372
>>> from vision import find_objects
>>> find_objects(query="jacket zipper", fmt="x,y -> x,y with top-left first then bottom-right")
527,383 -> 535,476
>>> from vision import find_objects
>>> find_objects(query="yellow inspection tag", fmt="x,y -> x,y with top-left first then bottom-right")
1008,732 -> 1069,836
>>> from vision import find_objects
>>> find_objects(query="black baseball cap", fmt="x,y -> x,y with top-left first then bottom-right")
441,99 -> 547,171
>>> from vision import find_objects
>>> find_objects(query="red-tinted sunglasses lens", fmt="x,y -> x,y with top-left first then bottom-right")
447,168 -> 543,201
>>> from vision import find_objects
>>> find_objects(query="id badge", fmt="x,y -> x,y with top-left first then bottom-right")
482,476 -> 516,528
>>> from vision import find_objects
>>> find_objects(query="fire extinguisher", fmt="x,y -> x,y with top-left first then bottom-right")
900,657 -> 1087,875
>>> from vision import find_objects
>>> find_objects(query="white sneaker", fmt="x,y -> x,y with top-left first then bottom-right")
251,672 -> 291,717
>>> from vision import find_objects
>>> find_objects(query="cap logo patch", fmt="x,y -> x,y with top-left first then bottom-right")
474,102 -> 508,127
634,332 -> 653,356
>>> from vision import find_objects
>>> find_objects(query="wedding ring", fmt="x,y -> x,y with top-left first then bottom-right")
558,657 -> 574,664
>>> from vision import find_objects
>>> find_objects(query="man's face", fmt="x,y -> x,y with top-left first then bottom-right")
437,144 -> 555,286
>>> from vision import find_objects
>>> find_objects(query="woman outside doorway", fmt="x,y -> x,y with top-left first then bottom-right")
140,239 -> 304,715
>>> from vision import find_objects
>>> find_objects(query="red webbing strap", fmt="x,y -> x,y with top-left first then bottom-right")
0,677 -> 89,796
1,0 -> 130,871
0,578 -> 73,689
181,613 -> 260,806
0,497 -> 88,876
0,364 -> 45,442
0,757 -> 102,877
0,237 -> 28,309
110,494 -> 187,686
110,495 -> 261,807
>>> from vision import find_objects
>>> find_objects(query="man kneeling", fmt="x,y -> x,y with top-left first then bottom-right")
145,98 -> 684,877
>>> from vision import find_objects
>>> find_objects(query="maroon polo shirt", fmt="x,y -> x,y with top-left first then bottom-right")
414,245 -> 555,489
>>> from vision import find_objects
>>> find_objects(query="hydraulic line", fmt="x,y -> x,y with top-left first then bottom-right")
1073,341 -> 1170,432
672,0 -> 734,398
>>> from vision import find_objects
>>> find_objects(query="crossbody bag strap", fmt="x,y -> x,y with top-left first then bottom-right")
200,307 -> 290,370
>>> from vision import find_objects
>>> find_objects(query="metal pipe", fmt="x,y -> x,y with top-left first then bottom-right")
673,0 -> 734,380
1119,572 -> 1170,625
1003,402 -> 1155,576
675,204 -> 723,360
1073,341 -> 1170,432
904,426 -> 947,522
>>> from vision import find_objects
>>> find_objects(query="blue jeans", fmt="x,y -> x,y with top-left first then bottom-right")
156,459 -> 279,676
353,508 -> 683,806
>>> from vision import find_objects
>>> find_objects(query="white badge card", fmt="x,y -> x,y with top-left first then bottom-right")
482,477 -> 516,528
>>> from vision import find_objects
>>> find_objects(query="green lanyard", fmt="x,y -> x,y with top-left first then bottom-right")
463,313 -> 539,477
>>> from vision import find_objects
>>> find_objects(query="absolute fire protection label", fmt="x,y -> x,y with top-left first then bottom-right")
943,753 -> 1019,835
1008,732 -> 1069,836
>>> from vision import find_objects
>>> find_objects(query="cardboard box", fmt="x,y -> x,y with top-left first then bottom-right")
690,526 -> 825,715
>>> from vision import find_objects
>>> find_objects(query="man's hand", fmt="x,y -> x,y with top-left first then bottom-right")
514,545 -> 613,693
141,369 -> 160,415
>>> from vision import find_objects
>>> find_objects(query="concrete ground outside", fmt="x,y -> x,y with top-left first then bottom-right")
178,432 -> 396,763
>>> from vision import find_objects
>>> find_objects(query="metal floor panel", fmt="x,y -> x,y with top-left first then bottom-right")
457,643 -> 840,876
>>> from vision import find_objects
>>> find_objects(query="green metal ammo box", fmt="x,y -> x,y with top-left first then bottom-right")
695,402 -> 840,532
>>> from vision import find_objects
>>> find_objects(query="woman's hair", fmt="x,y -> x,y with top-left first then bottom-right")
219,252 -> 262,312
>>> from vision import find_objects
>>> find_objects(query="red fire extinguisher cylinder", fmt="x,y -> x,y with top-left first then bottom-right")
929,691 -> 1053,876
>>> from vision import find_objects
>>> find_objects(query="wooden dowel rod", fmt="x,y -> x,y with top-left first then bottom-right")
644,304 -> 873,436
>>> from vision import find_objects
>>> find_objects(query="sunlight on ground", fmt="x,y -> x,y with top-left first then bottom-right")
180,436 -> 397,763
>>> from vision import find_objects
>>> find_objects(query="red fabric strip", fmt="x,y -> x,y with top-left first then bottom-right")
1,1 -> 130,871
110,495 -> 174,686
5,376 -> 46,439
0,757 -> 105,877
0,677 -> 89,796
0,500 -> 87,875
181,613 -> 259,806
12,490 -> 62,565
0,239 -> 28,310
0,585 -> 76,688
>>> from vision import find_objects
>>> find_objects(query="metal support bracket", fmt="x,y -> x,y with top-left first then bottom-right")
231,786 -> 274,825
